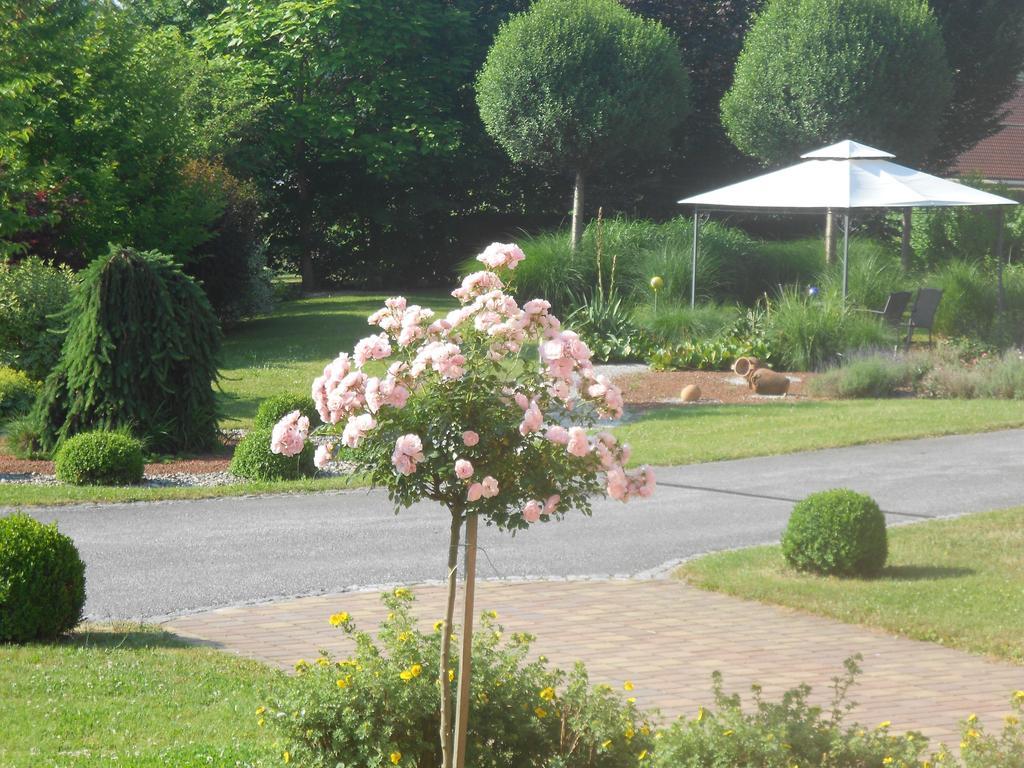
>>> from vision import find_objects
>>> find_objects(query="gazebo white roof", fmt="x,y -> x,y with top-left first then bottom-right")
679,140 -> 1017,211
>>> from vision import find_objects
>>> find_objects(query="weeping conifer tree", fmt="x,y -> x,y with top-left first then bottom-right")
35,245 -> 221,453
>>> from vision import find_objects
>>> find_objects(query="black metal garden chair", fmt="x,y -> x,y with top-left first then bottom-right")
867,290 -> 912,328
903,288 -> 943,350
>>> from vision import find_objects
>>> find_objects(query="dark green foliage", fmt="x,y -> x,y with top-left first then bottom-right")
0,257 -> 75,380
722,0 -> 952,164
253,394 -> 318,430
0,513 -> 86,643
229,426 -> 314,481
54,431 -> 145,486
651,658 -> 928,767
566,293 -> 654,363
34,245 -> 221,454
476,0 -> 689,173
930,261 -> 1001,342
0,367 -> 38,422
928,0 -> 1024,168
782,489 -> 888,576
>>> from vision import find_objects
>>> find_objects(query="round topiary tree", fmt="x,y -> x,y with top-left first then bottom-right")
0,513 -> 86,643
475,0 -> 690,249
721,0 -> 952,166
272,242 -> 655,768
782,488 -> 887,576
230,424 -> 315,481
253,394 -> 318,430
54,430 -> 145,486
33,245 -> 221,454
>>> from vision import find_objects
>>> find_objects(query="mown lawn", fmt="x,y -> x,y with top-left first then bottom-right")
676,506 -> 1024,664
218,291 -> 454,428
616,399 -> 1024,466
0,625 -> 280,767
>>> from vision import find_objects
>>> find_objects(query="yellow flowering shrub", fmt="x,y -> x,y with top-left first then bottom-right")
267,588 -> 653,767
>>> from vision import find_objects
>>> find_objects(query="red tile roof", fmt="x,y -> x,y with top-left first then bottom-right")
952,87 -> 1024,183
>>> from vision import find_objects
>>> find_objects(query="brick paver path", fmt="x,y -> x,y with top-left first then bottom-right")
165,579 -> 1024,748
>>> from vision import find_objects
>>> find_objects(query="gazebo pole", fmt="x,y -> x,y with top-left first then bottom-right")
691,209 -> 700,308
842,212 -> 850,300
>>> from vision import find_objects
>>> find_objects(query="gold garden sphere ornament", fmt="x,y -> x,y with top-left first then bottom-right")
649,275 -> 663,313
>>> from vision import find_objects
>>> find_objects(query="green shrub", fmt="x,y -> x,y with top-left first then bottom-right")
978,350 -> 1024,399
808,354 -> 915,399
0,367 -> 38,421
818,242 -> 905,312
253,394 -> 318,430
650,657 -> 928,768
0,256 -> 76,380
765,289 -> 892,371
566,292 -> 655,363
739,238 -> 824,302
33,245 -> 222,454
936,693 -> 1024,768
229,425 -> 314,481
782,489 -> 887,577
54,430 -> 145,486
0,513 -> 86,643
269,588 -> 654,768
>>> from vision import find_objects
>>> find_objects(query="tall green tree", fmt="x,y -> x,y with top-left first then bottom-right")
617,0 -> 763,207
721,0 -> 952,166
475,0 -> 690,250
201,0 -> 472,290
928,0 -> 1024,169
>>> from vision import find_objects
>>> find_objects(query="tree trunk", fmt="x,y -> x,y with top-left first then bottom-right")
438,510 -> 463,768
901,208 -> 913,272
824,210 -> 836,266
570,170 -> 585,252
451,513 -> 479,768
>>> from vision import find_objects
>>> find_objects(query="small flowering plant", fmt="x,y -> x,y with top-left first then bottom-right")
271,241 -> 654,528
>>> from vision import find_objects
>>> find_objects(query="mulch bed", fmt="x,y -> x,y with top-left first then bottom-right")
0,449 -> 233,477
612,368 -> 815,408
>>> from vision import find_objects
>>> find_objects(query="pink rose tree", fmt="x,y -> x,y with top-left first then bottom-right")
271,241 -> 654,768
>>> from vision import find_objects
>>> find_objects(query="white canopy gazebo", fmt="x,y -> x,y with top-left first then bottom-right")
678,140 -> 1018,304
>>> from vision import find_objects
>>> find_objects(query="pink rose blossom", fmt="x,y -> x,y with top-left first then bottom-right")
391,433 -> 425,476
452,271 -> 504,303
467,482 -> 484,502
462,430 -> 480,447
606,466 -> 629,500
353,333 -> 392,367
314,444 -> 332,469
411,341 -> 466,380
566,427 -> 590,458
544,494 -> 560,514
480,476 -> 499,498
519,400 -> 543,436
342,413 -> 377,448
545,425 -> 569,445
270,411 -> 309,457
477,242 -> 526,271
522,500 -> 543,523
455,458 -> 474,480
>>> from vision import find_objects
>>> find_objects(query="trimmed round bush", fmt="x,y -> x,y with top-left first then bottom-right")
782,489 -> 887,576
253,394 -> 318,430
0,367 -> 38,421
54,431 -> 145,486
0,513 -> 86,643
230,425 -> 315,482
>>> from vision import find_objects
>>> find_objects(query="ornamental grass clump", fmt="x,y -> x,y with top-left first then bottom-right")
270,589 -> 655,768
0,513 -> 86,643
272,242 -> 654,767
782,489 -> 887,577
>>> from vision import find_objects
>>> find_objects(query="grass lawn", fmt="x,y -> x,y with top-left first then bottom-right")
0,625 -> 280,767
218,291 -> 454,428
616,399 -> 1024,466
0,474 -> 366,507
677,506 -> 1024,664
